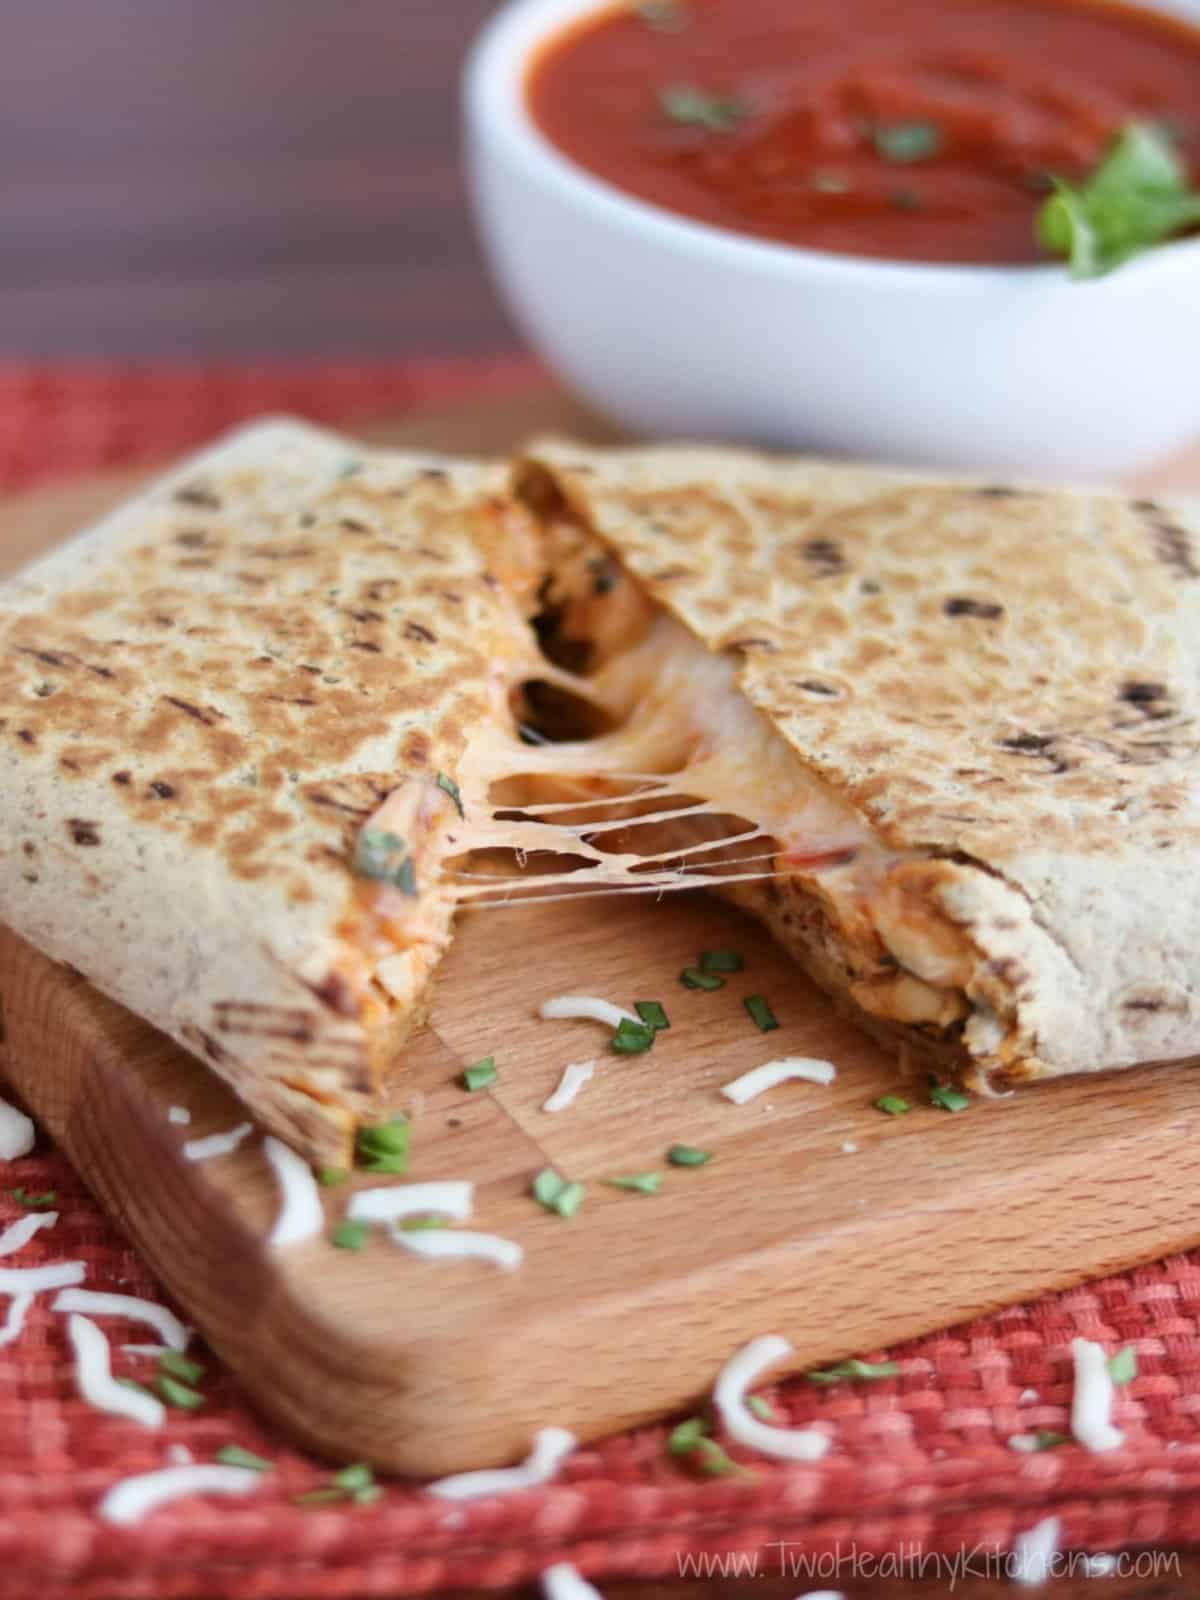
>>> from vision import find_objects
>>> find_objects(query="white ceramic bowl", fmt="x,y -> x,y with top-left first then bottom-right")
465,0 -> 1200,477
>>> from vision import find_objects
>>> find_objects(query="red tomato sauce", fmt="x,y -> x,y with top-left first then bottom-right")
526,0 -> 1200,264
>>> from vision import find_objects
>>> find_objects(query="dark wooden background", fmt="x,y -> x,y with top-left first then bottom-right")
0,0 -> 514,357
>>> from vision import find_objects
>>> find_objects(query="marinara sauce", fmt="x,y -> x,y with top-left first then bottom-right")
527,0 -> 1200,263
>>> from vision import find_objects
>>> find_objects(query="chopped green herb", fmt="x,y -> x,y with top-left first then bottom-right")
872,120 -> 943,163
634,1000 -> 670,1032
463,1057 -> 497,1092
681,967 -> 724,991
318,1167 -> 349,1187
336,460 -> 364,480
874,1094 -> 912,1116
398,1214 -> 450,1233
333,1219 -> 370,1250
1037,121 -> 1200,279
695,1437 -> 750,1478
929,1078 -> 970,1114
888,188 -> 923,212
605,1172 -> 663,1195
292,1486 -> 348,1506
1109,1346 -> 1138,1386
351,1483 -> 383,1505
747,1394 -> 779,1423
354,830 -> 418,893
611,1017 -> 656,1055
1028,1429 -> 1070,1451
807,1358 -> 900,1385
216,1445 -> 274,1472
157,1374 -> 206,1410
333,1463 -> 375,1492
555,1181 -> 586,1218
436,771 -> 465,818
636,0 -> 688,30
667,1417 -> 708,1455
700,949 -> 744,973
744,994 -> 779,1032
533,1168 -> 565,1207
357,1117 -> 411,1175
667,1144 -> 712,1167
159,1350 -> 205,1385
660,85 -> 746,134
7,1188 -> 56,1210
533,1168 -> 586,1218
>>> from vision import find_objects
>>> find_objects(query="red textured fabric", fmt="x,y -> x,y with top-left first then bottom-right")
2,362 -> 1199,1598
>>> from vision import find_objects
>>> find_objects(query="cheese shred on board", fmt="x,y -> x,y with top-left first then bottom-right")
51,1289 -> 190,1352
0,1096 -> 35,1160
0,1259 -> 85,1295
98,1463 -> 262,1526
539,997 -> 639,1031
393,1228 -> 522,1272
541,1565 -> 606,1600
348,1181 -> 474,1226
182,1123 -> 254,1163
68,1313 -> 165,1429
1070,1337 -> 1124,1453
263,1136 -> 324,1248
0,1210 -> 58,1257
426,1427 -> 577,1500
713,1335 -> 830,1461
1010,1516 -> 1062,1586
719,1057 -> 838,1104
0,1294 -> 33,1349
542,1059 -> 597,1113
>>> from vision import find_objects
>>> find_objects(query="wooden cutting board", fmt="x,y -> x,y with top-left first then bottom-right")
3,392 -> 1200,1477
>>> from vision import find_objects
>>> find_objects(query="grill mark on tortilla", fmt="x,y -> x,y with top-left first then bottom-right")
15,646 -> 113,680
405,622 -> 436,643
172,485 -> 221,510
163,696 -> 224,726
302,973 -> 361,1018
67,819 -> 101,846
1144,513 -> 1200,580
945,596 -> 1005,620
213,1002 -> 320,1044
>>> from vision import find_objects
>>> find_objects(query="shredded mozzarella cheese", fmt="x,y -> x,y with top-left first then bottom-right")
0,1210 -> 57,1257
167,1106 -> 192,1126
0,1294 -> 33,1348
539,996 -> 639,1031
1070,1337 -> 1124,1453
0,1259 -> 85,1295
542,1059 -> 597,1114
720,1058 -> 837,1105
427,1427 -> 576,1501
1010,1516 -> 1061,1586
68,1313 -> 165,1429
98,1463 -> 261,1526
541,1565 -> 605,1600
348,1181 -> 473,1226
262,1136 -> 324,1248
0,1096 -> 35,1160
183,1123 -> 254,1163
52,1289 -> 190,1352
1007,1433 -> 1041,1454
393,1228 -> 522,1271
713,1335 -> 830,1462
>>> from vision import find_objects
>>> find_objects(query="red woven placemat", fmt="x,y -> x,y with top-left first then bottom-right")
3,361 -> 1200,1599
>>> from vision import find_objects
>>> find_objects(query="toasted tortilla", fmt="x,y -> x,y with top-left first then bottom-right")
518,438 -> 1200,1091
0,419 -> 540,1164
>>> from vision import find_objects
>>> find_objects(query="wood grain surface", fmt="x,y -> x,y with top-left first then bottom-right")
5,396 -> 1200,1487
